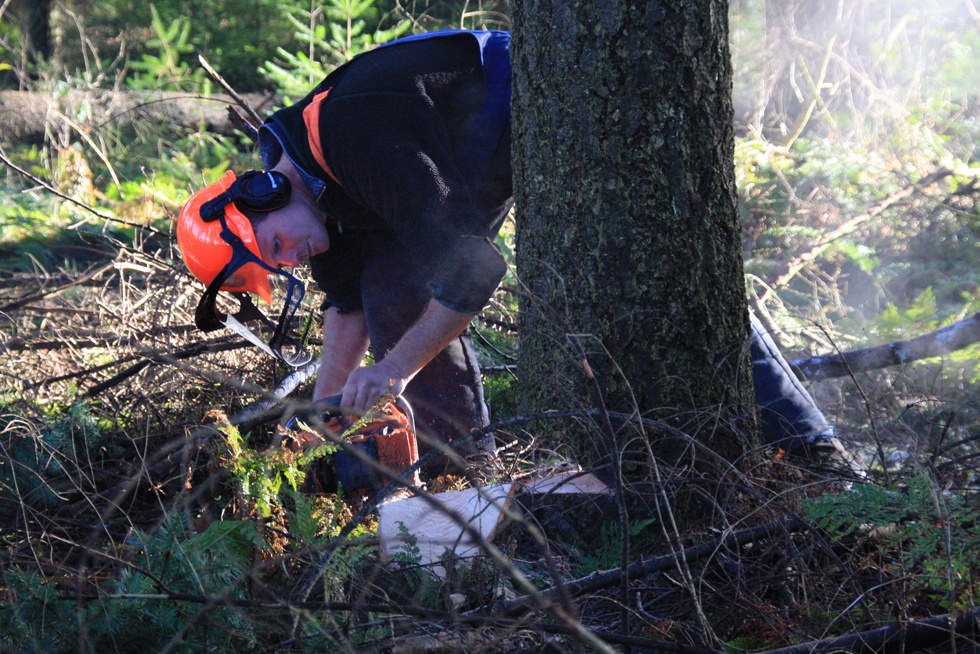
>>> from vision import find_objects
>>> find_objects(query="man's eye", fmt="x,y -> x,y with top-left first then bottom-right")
273,238 -> 281,258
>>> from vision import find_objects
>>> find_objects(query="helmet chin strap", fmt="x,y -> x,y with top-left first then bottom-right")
191,209 -> 314,367
195,267 -> 313,368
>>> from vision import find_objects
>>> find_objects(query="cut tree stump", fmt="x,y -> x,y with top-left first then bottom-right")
521,470 -> 612,495
377,471 -> 613,577
378,483 -> 516,576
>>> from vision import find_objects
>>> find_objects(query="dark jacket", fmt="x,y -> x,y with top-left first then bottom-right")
259,30 -> 512,314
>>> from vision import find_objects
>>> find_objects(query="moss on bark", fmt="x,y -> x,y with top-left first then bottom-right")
512,0 -> 757,470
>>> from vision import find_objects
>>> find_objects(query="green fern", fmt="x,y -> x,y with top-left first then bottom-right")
217,421 -> 337,517
390,520 -> 422,566
572,519 -> 657,576
804,474 -> 980,609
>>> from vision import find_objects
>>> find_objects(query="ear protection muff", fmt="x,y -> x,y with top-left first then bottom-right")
200,170 -> 292,221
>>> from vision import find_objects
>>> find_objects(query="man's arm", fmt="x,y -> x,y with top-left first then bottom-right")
313,306 -> 371,400
340,299 -> 475,414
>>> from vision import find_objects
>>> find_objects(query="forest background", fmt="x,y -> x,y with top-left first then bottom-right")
1,0 -> 980,652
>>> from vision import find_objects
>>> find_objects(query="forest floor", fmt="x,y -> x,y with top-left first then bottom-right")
2,237 -> 979,653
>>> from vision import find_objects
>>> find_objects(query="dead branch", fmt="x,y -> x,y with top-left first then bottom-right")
197,55 -> 265,129
791,312 -> 980,381
229,359 -> 320,428
490,518 -> 806,616
3,325 -> 200,352
83,338 -> 250,397
0,261 -> 114,313
226,107 -> 259,143
759,607 -> 980,654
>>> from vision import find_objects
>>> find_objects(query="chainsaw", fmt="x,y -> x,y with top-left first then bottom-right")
289,393 -> 421,497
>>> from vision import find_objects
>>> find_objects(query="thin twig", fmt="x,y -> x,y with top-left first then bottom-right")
761,170 -> 954,303
197,55 -> 264,128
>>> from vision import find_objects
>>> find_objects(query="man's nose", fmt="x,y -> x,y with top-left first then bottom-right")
279,248 -> 301,268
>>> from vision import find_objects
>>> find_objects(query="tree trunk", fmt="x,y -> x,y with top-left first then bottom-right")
512,0 -> 756,470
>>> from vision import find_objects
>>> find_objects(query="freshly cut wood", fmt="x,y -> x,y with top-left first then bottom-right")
377,483 -> 515,574
377,472 -> 610,577
791,312 -> 980,381
522,470 -> 611,495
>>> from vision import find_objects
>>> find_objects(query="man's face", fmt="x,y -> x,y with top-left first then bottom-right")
252,200 -> 330,270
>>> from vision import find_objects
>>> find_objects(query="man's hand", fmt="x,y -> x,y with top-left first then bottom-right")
337,299 -> 477,415
341,358 -> 409,415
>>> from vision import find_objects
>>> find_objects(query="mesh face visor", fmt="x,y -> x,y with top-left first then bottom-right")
194,223 -> 312,367
193,171 -> 313,367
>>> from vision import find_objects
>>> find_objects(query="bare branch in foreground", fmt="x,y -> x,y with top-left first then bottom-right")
759,607 -> 980,654
489,518 -> 806,616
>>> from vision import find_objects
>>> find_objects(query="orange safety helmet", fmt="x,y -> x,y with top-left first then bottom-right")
177,170 -> 312,367
177,170 -> 287,305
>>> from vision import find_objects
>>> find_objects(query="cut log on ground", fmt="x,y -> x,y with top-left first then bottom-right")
791,312 -> 980,381
377,472 -> 612,579
0,89 -> 276,143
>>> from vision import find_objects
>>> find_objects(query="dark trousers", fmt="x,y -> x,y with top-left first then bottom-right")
357,234 -> 487,464
750,313 -> 834,454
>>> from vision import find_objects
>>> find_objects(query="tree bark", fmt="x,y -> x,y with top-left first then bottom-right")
0,90 -> 274,144
512,0 -> 756,467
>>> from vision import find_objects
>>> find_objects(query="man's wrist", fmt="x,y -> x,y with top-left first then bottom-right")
376,352 -> 414,386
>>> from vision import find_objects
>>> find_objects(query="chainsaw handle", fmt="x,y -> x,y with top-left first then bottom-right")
283,394 -> 344,431
311,394 -> 345,419
392,395 -> 416,438
285,393 -> 414,433
314,393 -> 414,428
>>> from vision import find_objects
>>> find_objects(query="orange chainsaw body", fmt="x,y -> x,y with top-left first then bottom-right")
334,395 -> 420,496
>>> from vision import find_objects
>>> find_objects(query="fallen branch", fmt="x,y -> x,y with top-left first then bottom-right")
489,518 -> 805,616
83,338 -> 251,397
229,359 -> 320,428
197,54 -> 263,138
0,261 -> 114,314
4,325 -> 199,353
0,89 -> 274,144
759,606 -> 980,654
791,312 -> 980,381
